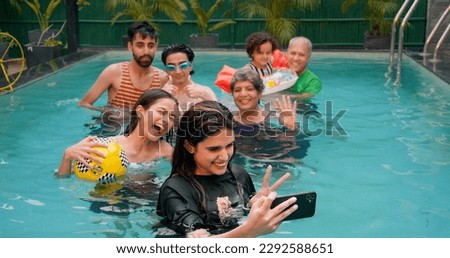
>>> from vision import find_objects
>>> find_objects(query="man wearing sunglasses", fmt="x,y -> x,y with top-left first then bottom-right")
161,43 -> 216,112
78,21 -> 169,135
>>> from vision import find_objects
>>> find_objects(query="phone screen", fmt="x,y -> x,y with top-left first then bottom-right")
270,191 -> 317,221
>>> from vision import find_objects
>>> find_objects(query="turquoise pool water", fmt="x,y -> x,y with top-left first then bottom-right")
0,51 -> 449,238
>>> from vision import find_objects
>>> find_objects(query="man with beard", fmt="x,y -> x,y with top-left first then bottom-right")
79,21 -> 169,135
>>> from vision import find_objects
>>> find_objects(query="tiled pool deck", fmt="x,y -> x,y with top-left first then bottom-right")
407,48 -> 450,84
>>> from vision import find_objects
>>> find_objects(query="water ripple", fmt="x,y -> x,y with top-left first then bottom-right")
1,203 -> 14,210
381,163 -> 415,175
11,194 -> 45,206
397,137 -> 450,166
55,98 -> 79,107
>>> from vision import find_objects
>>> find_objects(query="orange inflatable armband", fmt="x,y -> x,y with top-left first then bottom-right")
214,65 -> 237,93
215,50 -> 287,93
272,49 -> 288,68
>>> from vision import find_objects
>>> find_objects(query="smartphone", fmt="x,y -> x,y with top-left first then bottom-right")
270,191 -> 317,221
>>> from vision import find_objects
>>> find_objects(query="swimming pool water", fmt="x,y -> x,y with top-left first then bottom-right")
0,51 -> 449,238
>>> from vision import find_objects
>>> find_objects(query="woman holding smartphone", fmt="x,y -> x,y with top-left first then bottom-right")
156,100 -> 297,238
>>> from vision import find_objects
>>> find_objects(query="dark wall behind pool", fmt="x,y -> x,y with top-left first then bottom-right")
0,0 -> 427,50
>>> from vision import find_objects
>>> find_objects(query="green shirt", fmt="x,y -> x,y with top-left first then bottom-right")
291,69 -> 322,101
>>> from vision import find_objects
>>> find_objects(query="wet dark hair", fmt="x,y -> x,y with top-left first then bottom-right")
230,68 -> 265,94
170,101 -> 236,209
161,43 -> 196,75
127,21 -> 158,43
124,89 -> 178,136
245,31 -> 279,58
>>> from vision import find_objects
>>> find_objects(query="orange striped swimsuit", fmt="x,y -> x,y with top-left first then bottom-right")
109,62 -> 164,109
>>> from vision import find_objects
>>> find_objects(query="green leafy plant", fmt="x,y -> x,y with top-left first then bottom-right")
0,31 -> 19,48
105,0 -> 187,30
0,31 -> 11,43
341,0 -> 400,36
9,0 -> 90,46
10,0 -> 62,32
236,0 -> 320,45
8,0 -> 22,14
188,0 -> 236,36
8,0 -> 65,46
76,0 -> 90,9
44,37 -> 63,46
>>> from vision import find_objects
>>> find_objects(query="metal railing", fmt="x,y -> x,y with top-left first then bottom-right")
389,0 -> 412,67
423,5 -> 450,67
394,0 -> 420,85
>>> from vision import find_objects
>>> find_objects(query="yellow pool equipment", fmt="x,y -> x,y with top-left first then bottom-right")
0,32 -> 25,93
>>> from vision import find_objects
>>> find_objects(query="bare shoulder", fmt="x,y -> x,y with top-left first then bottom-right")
152,66 -> 164,73
194,83 -> 214,92
160,140 -> 174,159
197,83 -> 217,99
194,82 -> 208,88
105,62 -> 124,73
154,66 -> 169,85
98,62 -> 124,79
112,135 -> 127,146
152,66 -> 168,78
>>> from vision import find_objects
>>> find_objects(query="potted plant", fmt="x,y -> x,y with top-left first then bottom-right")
9,0 -> 65,67
188,0 -> 236,48
10,0 -> 64,44
105,0 -> 187,46
236,0 -> 320,46
341,0 -> 400,49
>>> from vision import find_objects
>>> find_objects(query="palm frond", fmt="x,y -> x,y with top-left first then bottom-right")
209,20 -> 236,32
206,0 -> 225,19
106,0 -> 186,26
238,1 -> 270,19
267,18 -> 297,45
238,0 -> 320,45
341,0 -> 359,13
341,0 -> 400,36
188,0 -> 236,35
8,0 -> 22,13
284,0 -> 319,10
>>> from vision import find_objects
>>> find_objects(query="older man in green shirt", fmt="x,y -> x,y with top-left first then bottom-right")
287,37 -> 322,102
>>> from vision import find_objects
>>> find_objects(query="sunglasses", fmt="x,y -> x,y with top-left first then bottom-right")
165,61 -> 191,71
